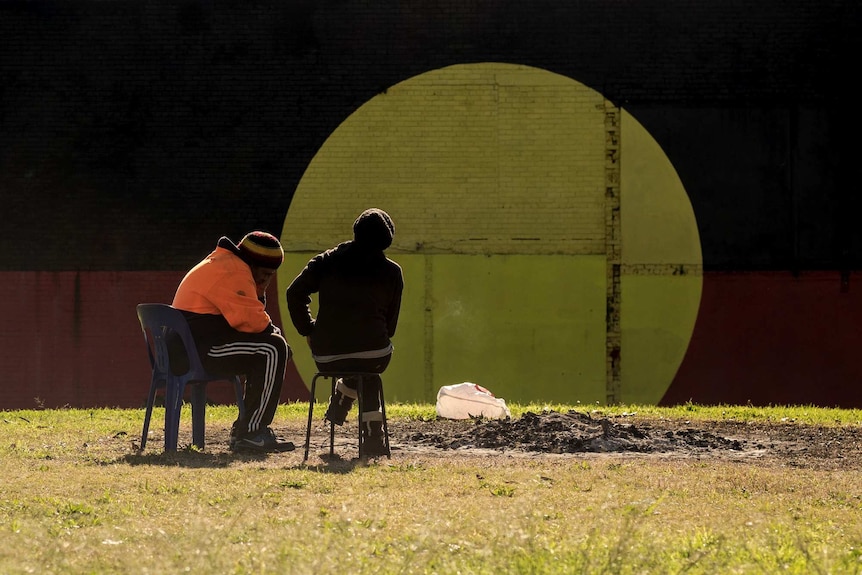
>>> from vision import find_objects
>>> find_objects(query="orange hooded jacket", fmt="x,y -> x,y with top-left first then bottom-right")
173,245 -> 272,334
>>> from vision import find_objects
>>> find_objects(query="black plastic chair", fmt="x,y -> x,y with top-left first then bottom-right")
303,371 -> 391,462
136,303 -> 245,451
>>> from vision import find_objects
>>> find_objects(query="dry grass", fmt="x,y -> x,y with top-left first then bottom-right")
1,404 -> 861,574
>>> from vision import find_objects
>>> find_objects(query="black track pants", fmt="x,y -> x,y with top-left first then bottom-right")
203,330 -> 290,435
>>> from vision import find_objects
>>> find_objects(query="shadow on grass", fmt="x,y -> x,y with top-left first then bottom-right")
115,449 -> 270,468
113,448 -> 373,473
296,452 -> 368,474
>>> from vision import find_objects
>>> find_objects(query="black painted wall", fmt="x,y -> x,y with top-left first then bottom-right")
1,0 -> 859,272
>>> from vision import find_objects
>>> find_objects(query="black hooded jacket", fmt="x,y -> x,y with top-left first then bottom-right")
286,240 -> 403,356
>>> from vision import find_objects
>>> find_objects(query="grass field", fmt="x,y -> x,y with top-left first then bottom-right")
1,403 -> 861,574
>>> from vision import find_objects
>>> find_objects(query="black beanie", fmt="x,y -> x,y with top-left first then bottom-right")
353,208 -> 395,251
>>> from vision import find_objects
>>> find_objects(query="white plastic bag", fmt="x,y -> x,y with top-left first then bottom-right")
435,382 -> 511,420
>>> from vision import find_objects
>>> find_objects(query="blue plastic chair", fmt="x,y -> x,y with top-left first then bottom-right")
136,303 -> 245,451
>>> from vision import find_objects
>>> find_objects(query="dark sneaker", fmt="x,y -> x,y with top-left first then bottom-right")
361,434 -> 389,457
324,392 -> 353,426
232,428 -> 295,453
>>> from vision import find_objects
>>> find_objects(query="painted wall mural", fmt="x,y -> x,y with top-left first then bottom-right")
0,1 -> 858,409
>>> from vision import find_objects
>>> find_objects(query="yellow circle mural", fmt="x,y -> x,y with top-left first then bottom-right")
279,63 -> 702,406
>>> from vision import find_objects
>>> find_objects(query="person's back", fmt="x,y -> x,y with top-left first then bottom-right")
286,208 -> 403,455
293,240 -> 402,358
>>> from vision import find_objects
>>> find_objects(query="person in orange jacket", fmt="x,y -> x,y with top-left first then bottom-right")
173,231 -> 294,452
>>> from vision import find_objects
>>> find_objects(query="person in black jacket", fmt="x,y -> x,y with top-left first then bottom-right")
285,208 -> 403,455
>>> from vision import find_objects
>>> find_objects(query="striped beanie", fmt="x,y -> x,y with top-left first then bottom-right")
238,231 -> 284,269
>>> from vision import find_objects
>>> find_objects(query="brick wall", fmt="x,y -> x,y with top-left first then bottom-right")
0,0 -> 858,408
2,0 -> 856,270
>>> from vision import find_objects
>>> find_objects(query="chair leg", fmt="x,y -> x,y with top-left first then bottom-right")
357,376 -> 364,459
190,383 -> 207,450
164,380 -> 184,452
328,376 -> 336,456
140,377 -> 159,451
303,374 -> 319,462
379,380 -> 391,458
